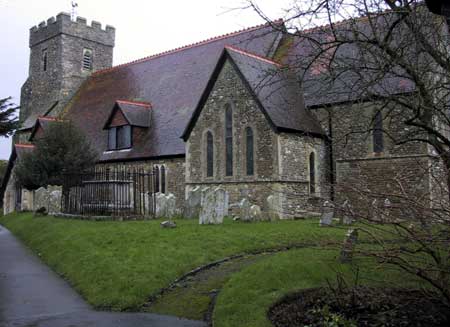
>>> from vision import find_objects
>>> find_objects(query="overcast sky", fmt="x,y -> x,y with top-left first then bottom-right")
0,0 -> 290,160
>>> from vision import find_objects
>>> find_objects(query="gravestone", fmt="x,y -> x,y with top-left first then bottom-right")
249,205 -> 263,221
155,192 -> 167,218
33,186 -> 62,215
199,188 -> 226,224
48,188 -> 62,215
340,200 -> 353,225
214,188 -> 228,218
239,198 -> 252,222
165,193 -> 177,218
381,198 -> 392,221
184,186 -> 202,219
320,201 -> 334,226
266,195 -> 280,221
33,187 -> 48,212
340,229 -> 359,263
161,220 -> 177,228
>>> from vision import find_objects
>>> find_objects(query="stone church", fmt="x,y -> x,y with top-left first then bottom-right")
1,12 -> 443,218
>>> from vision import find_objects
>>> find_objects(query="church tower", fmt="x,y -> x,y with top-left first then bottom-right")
18,12 -> 115,140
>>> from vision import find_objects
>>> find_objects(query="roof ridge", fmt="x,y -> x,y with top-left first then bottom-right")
93,19 -> 284,76
15,143 -> 35,148
225,45 -> 282,67
116,99 -> 152,108
37,116 -> 58,121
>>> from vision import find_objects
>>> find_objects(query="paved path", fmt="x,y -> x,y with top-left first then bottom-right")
0,225 -> 206,327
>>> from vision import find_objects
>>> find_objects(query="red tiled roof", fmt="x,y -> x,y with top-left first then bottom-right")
224,45 -> 283,67
116,100 -> 152,108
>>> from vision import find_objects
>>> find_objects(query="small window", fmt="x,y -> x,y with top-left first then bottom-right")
108,125 -> 132,150
108,128 -> 117,150
161,166 -> 166,194
225,103 -> 233,176
309,152 -> 316,194
373,111 -> 384,153
42,49 -> 48,72
246,127 -> 254,176
206,132 -> 214,177
154,166 -> 160,193
82,48 -> 93,70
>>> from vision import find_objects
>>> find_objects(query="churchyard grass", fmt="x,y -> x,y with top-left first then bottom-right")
0,212 -> 348,311
213,248 -> 424,327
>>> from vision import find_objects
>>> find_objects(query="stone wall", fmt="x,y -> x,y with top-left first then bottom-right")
186,58 -> 327,218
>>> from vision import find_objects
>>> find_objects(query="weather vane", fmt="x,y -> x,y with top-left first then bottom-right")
71,1 -> 78,21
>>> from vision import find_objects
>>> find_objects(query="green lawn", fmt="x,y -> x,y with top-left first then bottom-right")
0,212 -> 347,311
213,248 -> 422,327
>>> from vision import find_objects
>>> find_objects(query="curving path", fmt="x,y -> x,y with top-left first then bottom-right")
0,225 -> 205,327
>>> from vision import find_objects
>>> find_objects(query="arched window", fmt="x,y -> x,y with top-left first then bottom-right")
245,127 -> 254,176
309,152 -> 316,194
161,166 -> 166,194
225,103 -> 233,176
373,111 -> 384,153
154,166 -> 160,193
206,132 -> 214,177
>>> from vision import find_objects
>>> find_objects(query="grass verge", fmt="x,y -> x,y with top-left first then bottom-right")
0,212 -> 346,311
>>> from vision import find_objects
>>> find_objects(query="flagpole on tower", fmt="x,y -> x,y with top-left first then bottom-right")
71,1 -> 78,21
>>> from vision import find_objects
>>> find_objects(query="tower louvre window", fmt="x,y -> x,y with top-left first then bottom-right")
42,49 -> 48,72
82,48 -> 93,70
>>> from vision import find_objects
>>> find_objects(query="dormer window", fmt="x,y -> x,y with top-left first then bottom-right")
42,49 -> 48,72
104,100 -> 152,152
108,125 -> 131,150
82,48 -> 93,70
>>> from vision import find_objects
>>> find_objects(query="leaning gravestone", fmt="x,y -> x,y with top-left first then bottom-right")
199,188 -> 227,225
340,229 -> 359,263
320,201 -> 334,226
239,198 -> 252,222
47,188 -> 62,215
184,186 -> 202,219
249,205 -> 263,221
266,195 -> 281,221
161,220 -> 177,228
165,193 -> 177,219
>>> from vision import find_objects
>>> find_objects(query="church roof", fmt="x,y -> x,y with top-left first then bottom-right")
103,100 -> 152,129
63,21 -> 284,162
182,46 -> 325,140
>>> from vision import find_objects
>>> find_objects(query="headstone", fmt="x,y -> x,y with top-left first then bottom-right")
381,198 -> 391,221
155,192 -> 167,218
340,229 -> 359,263
214,188 -> 228,218
165,193 -> 177,218
161,220 -> 177,228
199,188 -> 226,224
184,186 -> 202,219
249,205 -> 263,221
266,195 -> 280,221
48,189 -> 62,215
33,187 -> 48,212
371,199 -> 379,221
239,198 -> 252,222
320,200 -> 334,226
341,200 -> 353,225
200,187 -> 210,205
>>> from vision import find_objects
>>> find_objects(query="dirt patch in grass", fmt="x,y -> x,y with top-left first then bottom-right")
268,287 -> 450,327
144,255 -> 266,322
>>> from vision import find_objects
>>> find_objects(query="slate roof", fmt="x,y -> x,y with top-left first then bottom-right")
104,100 -> 152,129
29,117 -> 60,141
280,16 -> 416,108
63,21 -> 284,162
182,46 -> 325,140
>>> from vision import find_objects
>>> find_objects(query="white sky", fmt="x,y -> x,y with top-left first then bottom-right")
0,0 -> 291,160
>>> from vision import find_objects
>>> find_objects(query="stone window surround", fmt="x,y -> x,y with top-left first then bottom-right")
42,48 -> 48,72
153,164 -> 168,194
202,129 -> 215,180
